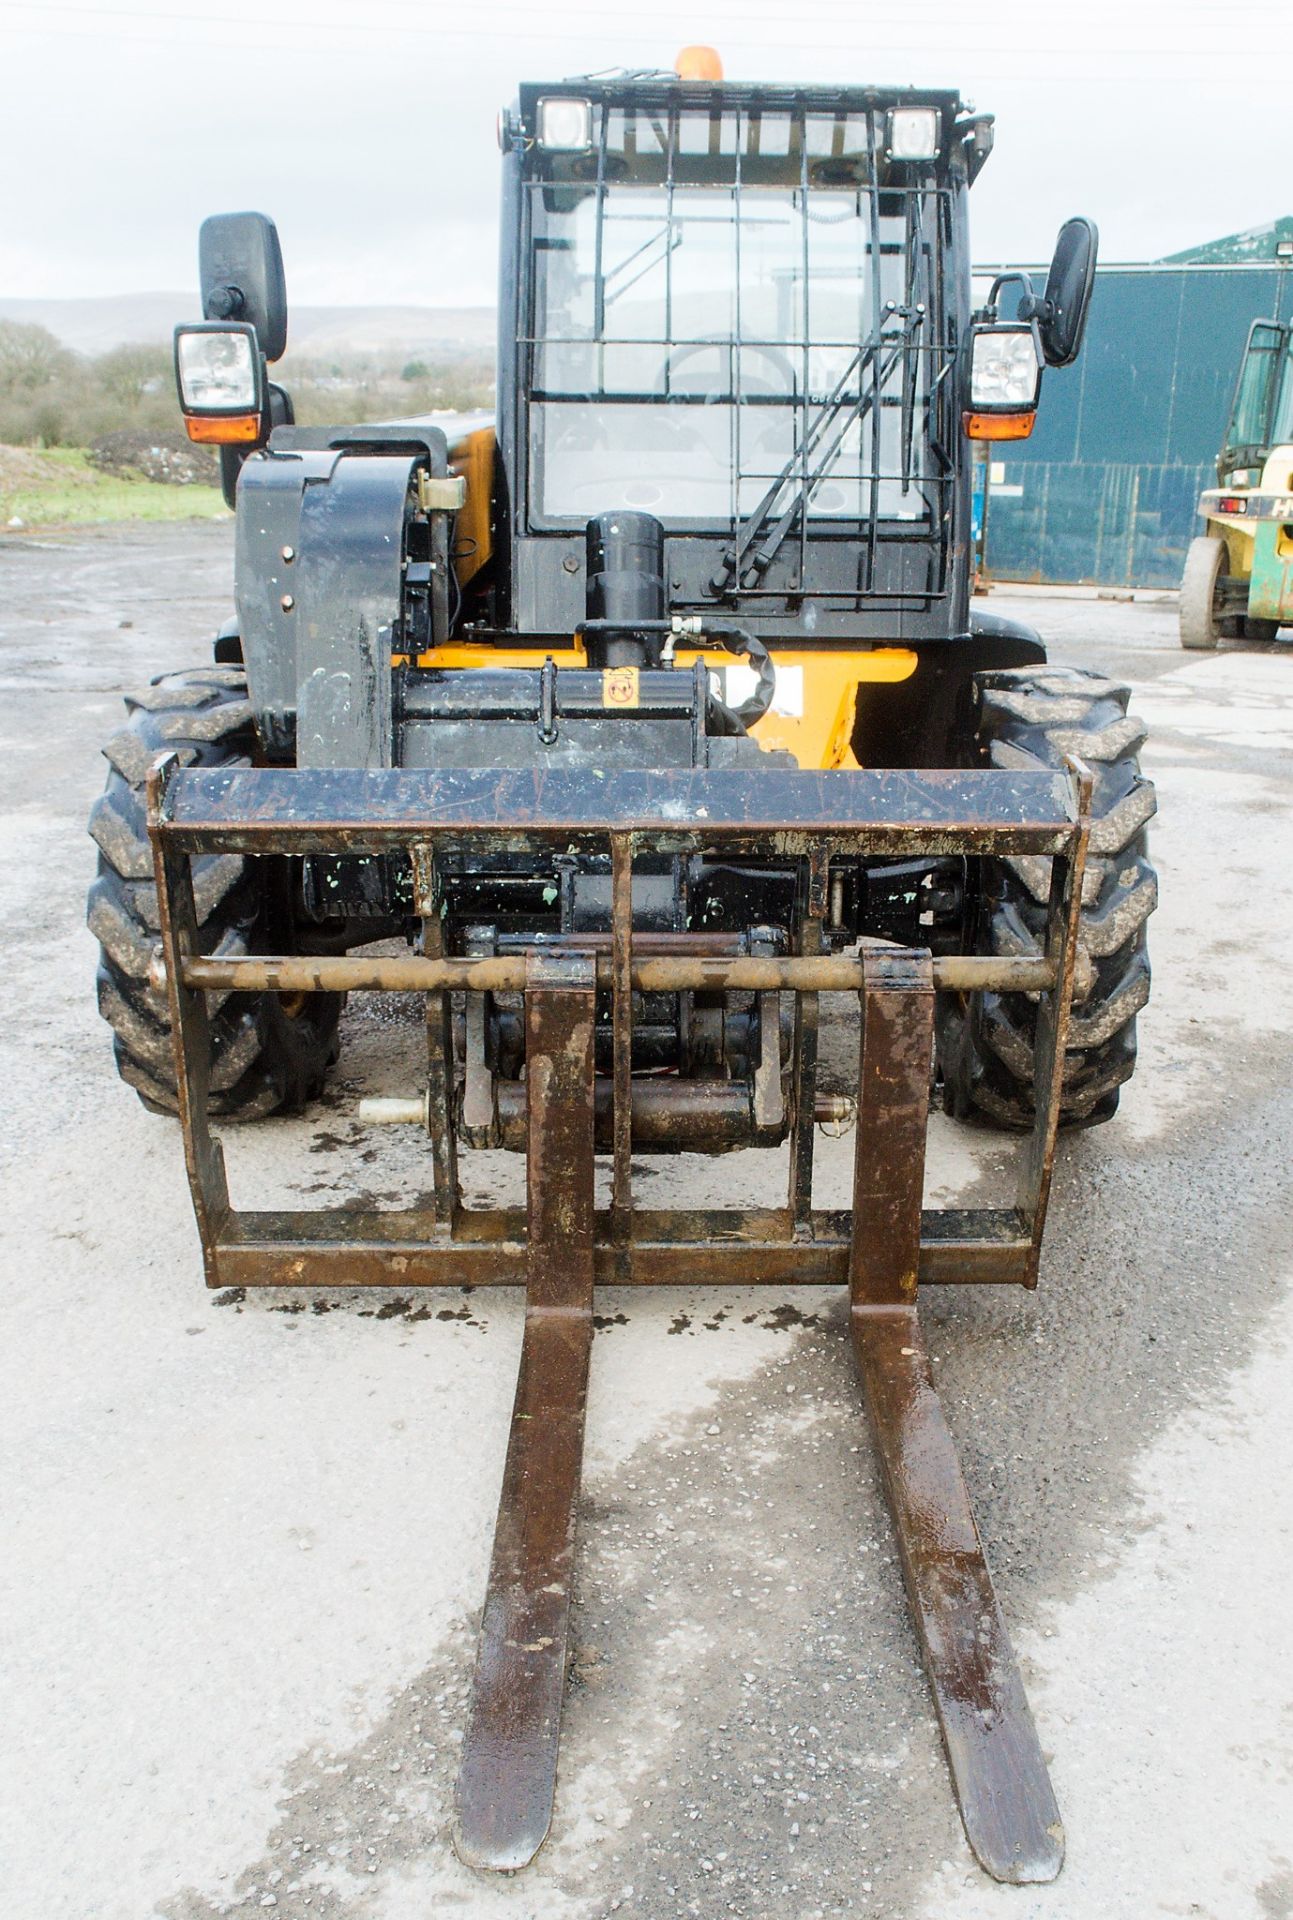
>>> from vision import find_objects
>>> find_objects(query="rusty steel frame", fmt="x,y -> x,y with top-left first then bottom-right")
455,950 -> 598,1870
849,946 -> 1064,1881
147,754 -> 1090,1883
153,948 -> 1058,999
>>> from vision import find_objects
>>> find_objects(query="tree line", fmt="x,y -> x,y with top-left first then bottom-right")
0,320 -> 495,450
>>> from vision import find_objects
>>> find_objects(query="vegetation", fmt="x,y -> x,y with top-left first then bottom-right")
0,446 -> 227,529
0,316 -> 494,528
0,318 -> 494,450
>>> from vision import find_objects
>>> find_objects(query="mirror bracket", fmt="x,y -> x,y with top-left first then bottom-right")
979,224 -> 1098,369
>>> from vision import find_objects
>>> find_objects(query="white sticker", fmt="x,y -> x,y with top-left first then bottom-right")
711,663 -> 804,718
989,461 -> 1007,485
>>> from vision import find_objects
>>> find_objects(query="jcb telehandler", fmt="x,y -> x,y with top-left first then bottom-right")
88,49 -> 1155,1885
1180,313 -> 1293,646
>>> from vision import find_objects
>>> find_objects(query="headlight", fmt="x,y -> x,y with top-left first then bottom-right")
176,325 -> 258,412
173,321 -> 265,445
969,327 -> 1041,409
887,107 -> 939,161
536,96 -> 592,152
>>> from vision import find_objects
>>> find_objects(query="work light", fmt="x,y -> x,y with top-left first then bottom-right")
969,326 -> 1042,409
536,96 -> 593,151
961,322 -> 1042,440
887,107 -> 940,161
173,322 -> 266,443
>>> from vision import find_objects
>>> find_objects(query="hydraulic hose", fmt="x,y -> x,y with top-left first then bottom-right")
694,623 -> 776,734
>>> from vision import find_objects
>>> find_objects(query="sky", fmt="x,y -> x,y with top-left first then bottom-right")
1,0 -> 1288,307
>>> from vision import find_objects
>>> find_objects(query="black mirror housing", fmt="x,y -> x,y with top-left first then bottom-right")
199,212 -> 288,362
1033,216 -> 1098,369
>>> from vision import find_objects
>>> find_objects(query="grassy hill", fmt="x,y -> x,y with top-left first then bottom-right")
0,445 -> 226,531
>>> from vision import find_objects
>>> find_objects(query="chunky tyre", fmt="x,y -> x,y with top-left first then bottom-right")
1179,534 -> 1226,649
87,667 -> 343,1118
936,665 -> 1157,1129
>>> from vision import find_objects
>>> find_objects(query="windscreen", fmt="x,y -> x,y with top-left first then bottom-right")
1226,321 -> 1288,459
1270,333 -> 1293,450
525,103 -> 954,569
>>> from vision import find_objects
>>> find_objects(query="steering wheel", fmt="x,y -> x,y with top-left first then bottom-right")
658,339 -> 799,398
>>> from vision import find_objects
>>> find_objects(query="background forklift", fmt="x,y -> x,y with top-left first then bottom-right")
1181,315 -> 1293,647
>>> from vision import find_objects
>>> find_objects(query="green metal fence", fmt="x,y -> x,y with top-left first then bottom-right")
982,264 -> 1293,588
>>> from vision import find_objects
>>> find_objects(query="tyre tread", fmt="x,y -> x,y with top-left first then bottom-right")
937,665 -> 1157,1130
87,668 -> 342,1119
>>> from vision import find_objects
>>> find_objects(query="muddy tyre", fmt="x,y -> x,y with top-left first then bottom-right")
936,665 -> 1157,1129
1179,534 -> 1226,649
87,667 -> 343,1119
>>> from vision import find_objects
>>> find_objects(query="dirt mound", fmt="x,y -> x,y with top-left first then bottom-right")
87,429 -> 218,486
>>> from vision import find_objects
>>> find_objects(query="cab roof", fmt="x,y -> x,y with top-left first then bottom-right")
517,77 -> 966,118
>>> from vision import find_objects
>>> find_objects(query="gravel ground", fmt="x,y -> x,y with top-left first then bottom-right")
1,522 -> 1291,1920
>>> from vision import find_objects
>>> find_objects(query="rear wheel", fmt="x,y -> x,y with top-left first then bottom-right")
87,667 -> 343,1118
1179,534 -> 1227,649
936,665 -> 1157,1129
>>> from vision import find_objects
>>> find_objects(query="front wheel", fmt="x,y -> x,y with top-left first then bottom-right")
87,667 -> 344,1119
1179,534 -> 1227,649
936,665 -> 1157,1129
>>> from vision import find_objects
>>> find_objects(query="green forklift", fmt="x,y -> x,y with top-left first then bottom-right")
1180,316 -> 1293,647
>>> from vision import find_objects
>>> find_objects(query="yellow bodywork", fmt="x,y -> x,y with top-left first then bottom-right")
415,642 -> 917,771
432,420 -> 918,771
1204,445 -> 1293,580
695,646 -> 916,768
446,425 -> 495,588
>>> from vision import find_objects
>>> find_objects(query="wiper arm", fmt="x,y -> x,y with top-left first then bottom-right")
707,337 -> 874,596
739,310 -> 925,587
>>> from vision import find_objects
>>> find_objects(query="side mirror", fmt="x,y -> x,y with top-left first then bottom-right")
199,212 -> 288,362
1029,216 -> 1098,369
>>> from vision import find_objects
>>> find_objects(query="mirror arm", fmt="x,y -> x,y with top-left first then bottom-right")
984,269 -> 1036,321
205,282 -> 247,323
214,370 -> 285,512
955,112 -> 995,185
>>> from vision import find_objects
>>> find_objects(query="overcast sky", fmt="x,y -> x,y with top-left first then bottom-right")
1,0 -> 1288,306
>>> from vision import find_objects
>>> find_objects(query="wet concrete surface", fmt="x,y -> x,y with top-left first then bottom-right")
1,522 -> 1291,1920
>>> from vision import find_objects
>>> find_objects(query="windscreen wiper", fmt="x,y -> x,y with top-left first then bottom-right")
707,304 -> 922,596
707,338 -> 875,596
740,311 -> 924,587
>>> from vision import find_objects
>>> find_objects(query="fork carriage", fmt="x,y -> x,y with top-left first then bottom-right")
148,755 -> 1088,1883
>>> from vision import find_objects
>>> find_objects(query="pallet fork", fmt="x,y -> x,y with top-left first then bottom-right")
148,757 -> 1089,1885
